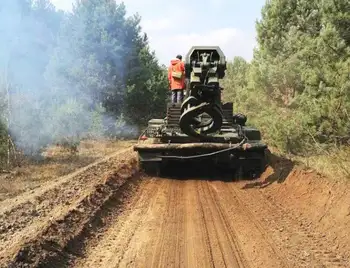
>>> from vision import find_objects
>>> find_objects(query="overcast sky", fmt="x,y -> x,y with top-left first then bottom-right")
50,0 -> 266,65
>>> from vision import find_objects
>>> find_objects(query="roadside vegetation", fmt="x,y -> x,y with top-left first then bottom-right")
0,0 -> 168,170
1,0 -> 349,180
0,139 -> 134,201
222,0 -> 350,179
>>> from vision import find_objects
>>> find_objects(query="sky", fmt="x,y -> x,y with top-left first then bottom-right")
50,0 -> 267,65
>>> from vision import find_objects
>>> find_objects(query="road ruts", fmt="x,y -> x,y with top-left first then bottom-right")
72,178 -> 281,268
72,176 -> 348,268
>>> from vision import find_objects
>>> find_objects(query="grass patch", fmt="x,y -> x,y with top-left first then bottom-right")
290,146 -> 350,180
0,139 -> 136,201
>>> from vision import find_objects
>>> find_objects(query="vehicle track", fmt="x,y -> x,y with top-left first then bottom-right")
1,150 -> 349,268
71,176 -> 349,268
231,183 -> 349,267
71,178 -> 287,268
0,148 -> 138,267
73,178 -> 250,267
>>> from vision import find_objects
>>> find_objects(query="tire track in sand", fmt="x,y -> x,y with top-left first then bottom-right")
148,179 -> 180,267
198,181 -> 249,268
72,178 -> 296,268
205,180 -> 290,268
229,182 -> 349,267
184,180 -> 215,268
72,178 -> 164,267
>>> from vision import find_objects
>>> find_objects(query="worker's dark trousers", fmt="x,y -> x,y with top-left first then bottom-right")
171,89 -> 183,104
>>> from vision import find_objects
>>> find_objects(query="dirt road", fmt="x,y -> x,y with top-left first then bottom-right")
72,177 -> 349,268
1,148 -> 350,267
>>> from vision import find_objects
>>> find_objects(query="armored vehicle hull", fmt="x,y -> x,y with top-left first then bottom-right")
133,46 -> 268,179
134,102 -> 267,179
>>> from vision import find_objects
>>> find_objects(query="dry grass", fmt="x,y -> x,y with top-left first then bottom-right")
264,145 -> 350,181
289,146 -> 350,180
0,139 -> 136,201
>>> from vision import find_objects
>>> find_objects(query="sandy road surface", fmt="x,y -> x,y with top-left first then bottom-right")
72,176 -> 349,268
1,147 -> 350,267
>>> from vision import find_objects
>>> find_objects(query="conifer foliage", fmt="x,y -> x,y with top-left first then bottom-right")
0,0 -> 167,166
223,0 -> 350,155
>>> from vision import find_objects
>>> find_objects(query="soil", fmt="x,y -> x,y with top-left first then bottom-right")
0,146 -> 349,267
0,139 -> 134,201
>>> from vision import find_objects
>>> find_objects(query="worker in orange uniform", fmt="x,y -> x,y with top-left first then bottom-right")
168,55 -> 185,104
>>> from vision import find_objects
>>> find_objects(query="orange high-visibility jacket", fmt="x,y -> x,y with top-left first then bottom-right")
168,58 -> 185,90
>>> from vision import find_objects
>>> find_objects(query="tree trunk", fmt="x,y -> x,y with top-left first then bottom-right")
3,69 -> 11,169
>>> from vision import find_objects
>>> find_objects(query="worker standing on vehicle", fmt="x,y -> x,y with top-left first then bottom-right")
168,54 -> 185,104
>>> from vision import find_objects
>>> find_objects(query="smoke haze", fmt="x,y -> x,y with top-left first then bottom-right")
0,0 -> 138,155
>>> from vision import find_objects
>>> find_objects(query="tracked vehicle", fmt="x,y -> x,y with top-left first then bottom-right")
133,46 -> 267,179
